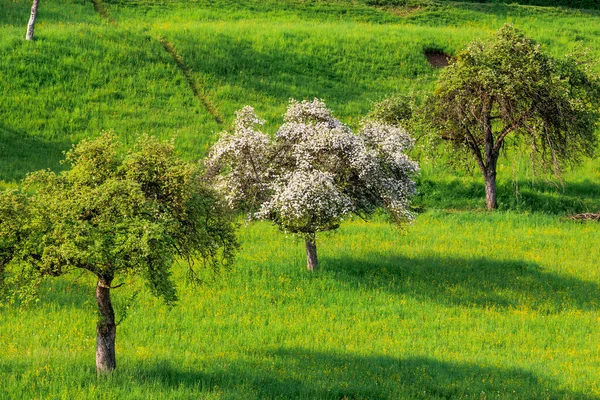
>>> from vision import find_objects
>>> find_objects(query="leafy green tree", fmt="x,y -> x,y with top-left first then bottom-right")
368,95 -> 414,127
0,133 -> 238,374
427,24 -> 600,210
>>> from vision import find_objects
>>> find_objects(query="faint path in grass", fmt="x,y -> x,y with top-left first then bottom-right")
88,0 -> 225,126
90,0 -> 116,25
157,38 -> 226,125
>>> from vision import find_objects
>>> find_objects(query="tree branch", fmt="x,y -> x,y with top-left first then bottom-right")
493,123 -> 516,153
97,281 -> 125,289
463,125 -> 486,174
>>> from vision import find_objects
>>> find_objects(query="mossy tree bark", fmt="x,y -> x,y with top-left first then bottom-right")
484,169 -> 498,211
482,109 -> 499,211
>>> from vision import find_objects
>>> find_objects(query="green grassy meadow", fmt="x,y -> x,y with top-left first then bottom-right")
2,215 -> 600,398
1,0 -> 600,398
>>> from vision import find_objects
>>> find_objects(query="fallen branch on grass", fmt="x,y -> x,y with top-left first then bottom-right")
568,212 -> 600,221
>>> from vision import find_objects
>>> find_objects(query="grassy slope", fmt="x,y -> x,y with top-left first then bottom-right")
2,0 -> 599,208
0,0 -> 221,183
1,0 -> 600,398
2,214 -> 600,399
107,0 -> 600,129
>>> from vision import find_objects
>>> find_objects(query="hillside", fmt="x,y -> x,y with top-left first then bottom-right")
1,1 -> 600,399
2,0 -> 600,184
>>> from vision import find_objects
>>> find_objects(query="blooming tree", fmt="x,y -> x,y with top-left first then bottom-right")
206,99 -> 419,271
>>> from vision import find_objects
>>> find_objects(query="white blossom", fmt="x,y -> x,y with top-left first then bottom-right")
205,106 -> 271,209
256,169 -> 352,233
205,99 -> 419,237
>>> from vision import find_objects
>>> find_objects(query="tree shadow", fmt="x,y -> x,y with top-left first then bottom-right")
1,348 -> 593,398
0,124 -> 70,182
109,350 -> 593,399
170,31 -> 435,126
324,253 -> 600,313
178,34 -> 370,105
416,178 -> 600,214
9,272 -> 135,312
451,1 -> 600,15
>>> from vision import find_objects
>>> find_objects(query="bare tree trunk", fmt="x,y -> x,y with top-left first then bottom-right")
96,277 -> 116,374
305,234 -> 318,272
484,170 -> 498,210
25,0 -> 40,41
482,102 -> 499,211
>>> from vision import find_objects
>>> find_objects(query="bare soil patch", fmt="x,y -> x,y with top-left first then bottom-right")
425,50 -> 453,68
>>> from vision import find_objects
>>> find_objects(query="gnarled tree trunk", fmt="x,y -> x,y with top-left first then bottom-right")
96,277 -> 116,374
484,168 -> 498,210
482,102 -> 499,211
25,0 -> 40,41
305,234 -> 318,272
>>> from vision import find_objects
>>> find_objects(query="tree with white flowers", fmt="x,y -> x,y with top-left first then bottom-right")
206,99 -> 419,271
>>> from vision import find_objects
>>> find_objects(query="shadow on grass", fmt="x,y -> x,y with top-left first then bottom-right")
180,34 -> 370,105
407,1 -> 600,26
38,278 -> 96,309
449,0 -> 600,14
0,124 -> 70,182
81,350 -> 593,399
13,273 -> 131,312
416,178 -> 600,214
0,350 -> 594,398
171,31 -> 429,124
325,253 -> 600,313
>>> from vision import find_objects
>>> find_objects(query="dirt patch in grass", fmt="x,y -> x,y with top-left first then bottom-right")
425,50 -> 453,68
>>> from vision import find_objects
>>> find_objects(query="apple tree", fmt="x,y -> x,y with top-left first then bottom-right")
0,133 -> 238,373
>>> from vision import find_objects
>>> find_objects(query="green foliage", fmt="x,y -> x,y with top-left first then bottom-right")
0,133 -> 238,304
427,24 -> 599,187
0,190 -> 29,298
367,95 -> 414,126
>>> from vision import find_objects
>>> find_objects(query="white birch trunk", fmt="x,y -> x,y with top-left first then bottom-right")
26,0 -> 40,41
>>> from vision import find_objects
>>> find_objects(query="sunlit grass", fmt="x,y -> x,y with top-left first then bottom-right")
1,213 -> 599,398
2,0 -> 600,182
2,0 -> 600,398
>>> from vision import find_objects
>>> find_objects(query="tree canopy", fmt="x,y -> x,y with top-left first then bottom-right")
0,133 -> 238,373
427,24 -> 600,210
206,99 -> 419,271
